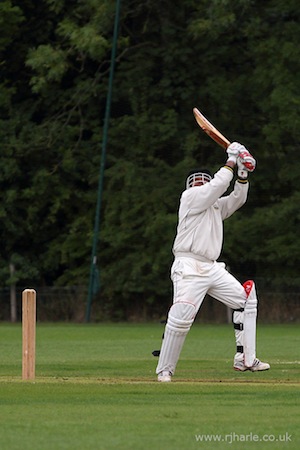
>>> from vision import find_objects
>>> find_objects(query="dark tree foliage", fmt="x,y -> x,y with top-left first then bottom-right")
1,0 -> 300,318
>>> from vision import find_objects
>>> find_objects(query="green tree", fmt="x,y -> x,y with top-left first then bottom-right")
0,0 -> 300,318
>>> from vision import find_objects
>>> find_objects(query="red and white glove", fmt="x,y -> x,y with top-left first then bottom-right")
237,151 -> 256,178
226,142 -> 247,164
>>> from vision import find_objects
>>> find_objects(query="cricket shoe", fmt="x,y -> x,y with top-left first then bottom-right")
157,371 -> 172,382
234,358 -> 270,372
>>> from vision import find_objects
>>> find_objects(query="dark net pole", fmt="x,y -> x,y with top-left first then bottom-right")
85,0 -> 121,322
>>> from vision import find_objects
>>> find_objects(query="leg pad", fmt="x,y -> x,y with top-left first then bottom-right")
156,302 -> 196,375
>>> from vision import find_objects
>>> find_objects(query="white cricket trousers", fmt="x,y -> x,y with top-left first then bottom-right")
156,257 -> 247,375
172,257 -> 246,310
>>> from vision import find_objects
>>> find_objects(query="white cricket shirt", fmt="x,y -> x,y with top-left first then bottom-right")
173,166 -> 249,261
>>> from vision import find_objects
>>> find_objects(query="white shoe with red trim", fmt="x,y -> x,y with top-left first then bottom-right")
234,358 -> 270,372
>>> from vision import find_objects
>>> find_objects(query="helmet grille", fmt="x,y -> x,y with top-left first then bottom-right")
186,172 -> 212,189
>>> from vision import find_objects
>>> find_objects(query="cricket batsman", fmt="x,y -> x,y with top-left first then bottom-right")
156,142 -> 270,382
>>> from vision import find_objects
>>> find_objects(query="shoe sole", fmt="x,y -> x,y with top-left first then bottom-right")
233,366 -> 270,372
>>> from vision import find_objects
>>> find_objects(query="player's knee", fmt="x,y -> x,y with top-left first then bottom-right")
243,280 -> 257,299
167,302 -> 196,333
243,280 -> 258,311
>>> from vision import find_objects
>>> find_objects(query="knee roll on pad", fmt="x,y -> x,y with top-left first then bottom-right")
167,302 -> 196,333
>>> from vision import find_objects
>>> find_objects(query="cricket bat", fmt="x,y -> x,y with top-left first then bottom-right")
193,107 -> 230,149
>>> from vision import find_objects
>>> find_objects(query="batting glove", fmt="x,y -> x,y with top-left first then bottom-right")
237,151 -> 256,178
226,142 -> 247,164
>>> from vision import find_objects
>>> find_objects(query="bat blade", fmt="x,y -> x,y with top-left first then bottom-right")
193,107 -> 230,149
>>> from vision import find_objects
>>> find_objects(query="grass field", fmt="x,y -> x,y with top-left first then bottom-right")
0,322 -> 299,449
